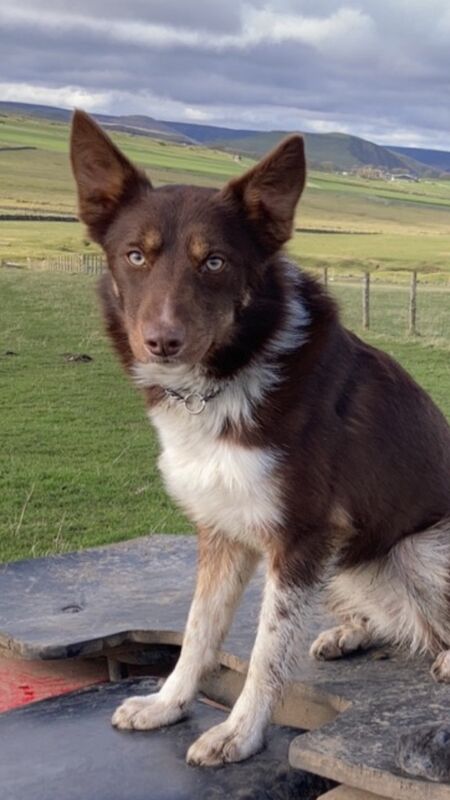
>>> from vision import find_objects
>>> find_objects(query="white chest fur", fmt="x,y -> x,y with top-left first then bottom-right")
134,260 -> 309,546
149,401 -> 282,547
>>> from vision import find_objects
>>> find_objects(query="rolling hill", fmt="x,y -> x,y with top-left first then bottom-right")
0,102 -> 193,145
1,101 -> 449,176
388,145 -> 450,174
198,129 -> 420,173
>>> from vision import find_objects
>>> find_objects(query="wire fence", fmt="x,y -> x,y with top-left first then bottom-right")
0,253 -> 106,275
1,256 -> 449,347
326,274 -> 450,347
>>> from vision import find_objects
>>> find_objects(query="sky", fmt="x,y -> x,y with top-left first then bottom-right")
1,1 -> 450,149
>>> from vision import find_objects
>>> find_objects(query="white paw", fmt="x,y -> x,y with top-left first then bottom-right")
111,692 -> 186,730
186,721 -> 263,767
310,623 -> 370,661
431,650 -> 450,683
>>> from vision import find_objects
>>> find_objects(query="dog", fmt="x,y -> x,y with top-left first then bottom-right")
70,110 -> 450,767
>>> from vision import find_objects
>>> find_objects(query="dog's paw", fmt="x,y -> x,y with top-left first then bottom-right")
310,623 -> 371,661
186,721 -> 263,767
111,693 -> 186,730
431,650 -> 450,683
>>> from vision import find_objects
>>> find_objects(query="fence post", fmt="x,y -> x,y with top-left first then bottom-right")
409,270 -> 417,335
322,266 -> 328,288
362,272 -> 370,330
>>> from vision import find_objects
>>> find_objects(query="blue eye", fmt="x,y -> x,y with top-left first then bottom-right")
127,250 -> 146,267
205,256 -> 225,273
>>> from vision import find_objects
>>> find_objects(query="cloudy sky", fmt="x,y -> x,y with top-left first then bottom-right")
1,1 -> 450,148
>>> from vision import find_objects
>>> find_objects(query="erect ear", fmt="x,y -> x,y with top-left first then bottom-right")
70,109 -> 151,242
222,135 -> 306,251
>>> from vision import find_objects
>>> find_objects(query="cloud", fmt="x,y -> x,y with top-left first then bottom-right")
0,81 -> 108,110
0,5 -> 376,52
0,1 -> 449,149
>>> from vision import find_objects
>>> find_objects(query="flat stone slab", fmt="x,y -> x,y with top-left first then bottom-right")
1,535 -> 449,798
0,676 -> 331,800
0,535 -> 260,660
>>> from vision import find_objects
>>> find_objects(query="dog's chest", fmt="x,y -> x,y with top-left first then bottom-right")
150,405 -> 282,546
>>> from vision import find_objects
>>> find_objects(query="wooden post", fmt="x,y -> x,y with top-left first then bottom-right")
323,266 -> 328,288
363,272 -> 370,330
409,270 -> 417,335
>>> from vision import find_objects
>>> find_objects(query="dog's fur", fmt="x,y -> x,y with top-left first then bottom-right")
71,111 -> 450,766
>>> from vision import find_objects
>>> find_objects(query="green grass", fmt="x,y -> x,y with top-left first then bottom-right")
0,220 -> 94,259
309,172 -> 450,208
0,269 -> 190,563
1,268 -> 449,563
291,230 -> 450,277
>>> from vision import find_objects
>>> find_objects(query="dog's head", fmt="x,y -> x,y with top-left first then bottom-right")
70,111 -> 306,369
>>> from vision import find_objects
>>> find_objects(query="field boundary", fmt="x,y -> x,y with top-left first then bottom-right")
1,253 -> 105,274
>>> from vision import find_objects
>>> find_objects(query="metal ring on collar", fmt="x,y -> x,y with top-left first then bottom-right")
183,393 -> 207,415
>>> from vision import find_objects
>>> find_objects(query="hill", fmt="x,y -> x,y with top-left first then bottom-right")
388,145 -> 450,174
0,102 -> 193,145
201,129 -> 420,173
0,100 -> 449,177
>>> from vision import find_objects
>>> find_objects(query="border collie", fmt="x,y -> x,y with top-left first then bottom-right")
70,111 -> 450,766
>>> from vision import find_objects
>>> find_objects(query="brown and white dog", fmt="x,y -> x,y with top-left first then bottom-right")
70,111 -> 450,767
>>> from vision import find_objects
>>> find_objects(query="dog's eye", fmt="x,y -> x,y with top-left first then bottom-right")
127,250 -> 146,268
204,256 -> 225,273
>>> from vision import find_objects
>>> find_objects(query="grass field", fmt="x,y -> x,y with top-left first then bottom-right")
1,113 -> 450,279
0,269 -> 189,563
1,112 -> 450,563
1,268 -> 450,563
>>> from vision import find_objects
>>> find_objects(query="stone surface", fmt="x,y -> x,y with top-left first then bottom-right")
1,534 -> 450,798
0,535 -> 263,662
396,724 -> 450,783
0,677 -> 332,800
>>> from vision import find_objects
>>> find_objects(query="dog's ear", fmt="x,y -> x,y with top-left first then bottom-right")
221,135 -> 306,250
70,110 -> 151,242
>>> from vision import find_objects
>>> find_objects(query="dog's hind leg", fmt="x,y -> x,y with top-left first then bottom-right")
112,530 -> 259,731
312,520 -> 450,664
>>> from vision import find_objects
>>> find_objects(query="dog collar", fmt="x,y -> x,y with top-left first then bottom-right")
164,386 -> 223,415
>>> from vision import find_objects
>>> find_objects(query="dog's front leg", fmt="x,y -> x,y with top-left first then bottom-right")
187,560 -> 314,766
112,531 -> 259,731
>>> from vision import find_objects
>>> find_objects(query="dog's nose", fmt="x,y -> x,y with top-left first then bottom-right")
143,324 -> 185,358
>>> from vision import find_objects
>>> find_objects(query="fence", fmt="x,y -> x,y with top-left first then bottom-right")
320,269 -> 450,346
1,256 -> 449,346
0,253 -> 106,275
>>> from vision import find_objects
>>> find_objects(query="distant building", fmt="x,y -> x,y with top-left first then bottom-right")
390,173 -> 419,182
354,166 -> 389,180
